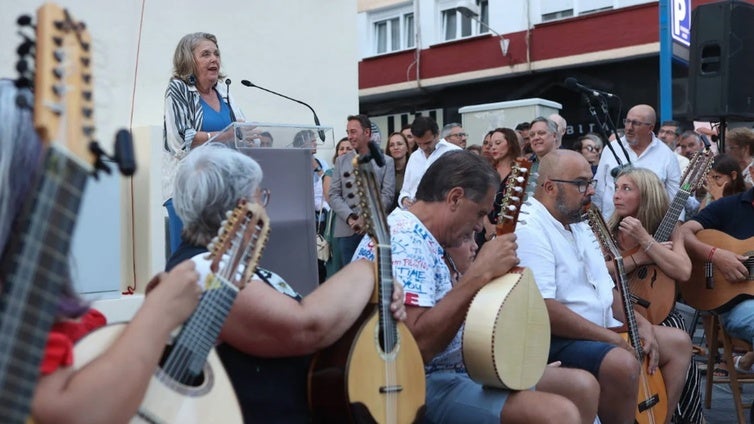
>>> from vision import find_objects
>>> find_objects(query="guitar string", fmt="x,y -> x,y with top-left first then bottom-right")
0,157 -> 78,419
382,245 -> 397,424
595,209 -> 661,423
366,169 -> 397,424
165,216 -> 251,383
177,222 -> 247,382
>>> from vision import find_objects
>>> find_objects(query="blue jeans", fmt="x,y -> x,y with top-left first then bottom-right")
164,198 -> 183,255
720,299 -> 754,346
548,336 -> 616,378
424,371 -> 509,424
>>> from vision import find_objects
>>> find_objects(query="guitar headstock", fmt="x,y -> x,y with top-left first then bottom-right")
496,158 -> 532,235
18,4 -> 96,167
583,203 -> 621,260
680,148 -> 714,192
208,199 -> 270,290
352,155 -> 389,245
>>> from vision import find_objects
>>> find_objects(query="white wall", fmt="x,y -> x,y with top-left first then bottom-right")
1,0 -> 358,301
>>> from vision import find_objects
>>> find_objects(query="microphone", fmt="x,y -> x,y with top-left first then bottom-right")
114,129 -> 136,176
564,77 -> 616,98
225,78 -> 237,122
241,79 -> 326,142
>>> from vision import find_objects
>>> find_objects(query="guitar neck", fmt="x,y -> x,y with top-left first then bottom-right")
653,188 -> 690,242
0,147 -> 89,421
376,243 -> 398,353
165,275 -> 239,380
614,257 -> 644,360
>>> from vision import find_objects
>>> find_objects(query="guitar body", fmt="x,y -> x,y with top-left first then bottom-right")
620,332 -> 668,424
462,267 -> 550,390
681,230 -> 754,311
627,262 -> 676,324
309,306 -> 426,423
74,323 -> 242,423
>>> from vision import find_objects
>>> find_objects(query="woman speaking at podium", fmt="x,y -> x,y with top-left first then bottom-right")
163,32 -> 244,254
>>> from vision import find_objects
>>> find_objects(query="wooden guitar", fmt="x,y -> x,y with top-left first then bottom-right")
627,148 -> 712,324
309,148 -> 425,423
680,230 -> 754,312
587,204 -> 668,424
462,158 -> 551,390
74,199 -> 269,423
0,5 -> 98,422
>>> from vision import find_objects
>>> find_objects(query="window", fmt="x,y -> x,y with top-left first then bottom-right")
542,9 -> 574,21
373,11 -> 415,54
441,0 -> 489,41
405,13 -> 415,48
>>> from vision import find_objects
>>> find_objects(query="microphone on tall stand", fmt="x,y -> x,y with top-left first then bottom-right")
241,79 -> 326,142
225,78 -> 237,122
564,77 -> 616,98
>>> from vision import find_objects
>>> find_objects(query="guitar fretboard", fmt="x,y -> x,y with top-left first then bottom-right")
377,244 -> 398,354
0,147 -> 88,422
164,277 -> 238,382
653,189 -> 689,243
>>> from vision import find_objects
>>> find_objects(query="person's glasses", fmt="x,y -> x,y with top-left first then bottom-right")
449,132 -> 467,138
582,145 -> 598,153
259,188 -> 271,206
623,119 -> 652,127
549,178 -> 598,194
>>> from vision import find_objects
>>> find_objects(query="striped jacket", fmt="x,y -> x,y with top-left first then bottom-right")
162,78 -> 245,200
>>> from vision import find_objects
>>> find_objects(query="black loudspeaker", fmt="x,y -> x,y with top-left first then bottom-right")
688,0 -> 754,121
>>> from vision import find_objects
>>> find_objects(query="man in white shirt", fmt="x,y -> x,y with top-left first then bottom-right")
516,149 -> 691,424
398,116 -> 461,209
593,104 -> 681,219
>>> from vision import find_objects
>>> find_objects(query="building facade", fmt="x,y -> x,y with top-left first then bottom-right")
357,0 -> 721,146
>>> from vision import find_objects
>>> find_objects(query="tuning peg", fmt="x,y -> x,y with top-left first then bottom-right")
17,15 -> 32,26
15,60 -> 29,74
16,40 -> 34,56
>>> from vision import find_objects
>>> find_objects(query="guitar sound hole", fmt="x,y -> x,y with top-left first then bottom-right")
158,344 -> 206,387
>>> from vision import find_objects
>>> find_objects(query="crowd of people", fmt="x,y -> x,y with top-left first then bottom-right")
4,28 -> 754,424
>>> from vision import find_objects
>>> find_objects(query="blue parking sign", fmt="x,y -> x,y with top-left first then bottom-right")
671,0 -> 691,46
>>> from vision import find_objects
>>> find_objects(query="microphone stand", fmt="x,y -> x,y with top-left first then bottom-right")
241,80 -> 326,142
596,94 -> 632,169
225,78 -> 237,122
583,94 -> 625,169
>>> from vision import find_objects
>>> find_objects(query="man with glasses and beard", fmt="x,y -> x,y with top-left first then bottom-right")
515,150 -> 691,424
592,104 -> 681,220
